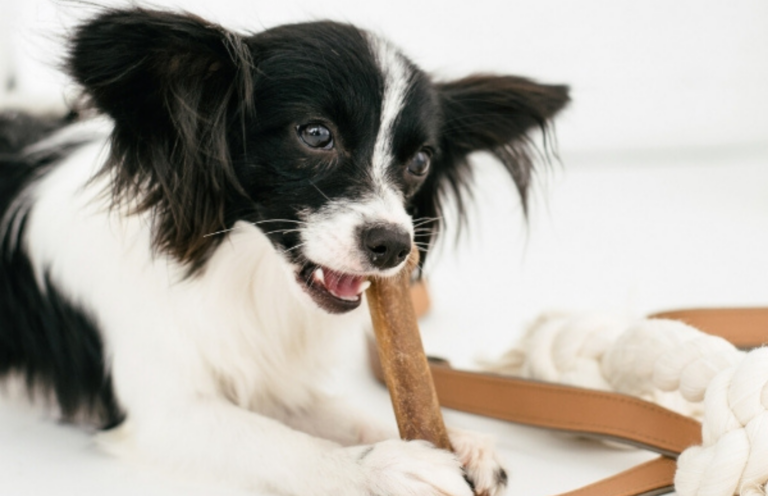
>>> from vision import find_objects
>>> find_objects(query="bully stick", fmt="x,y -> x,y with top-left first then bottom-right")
365,248 -> 452,451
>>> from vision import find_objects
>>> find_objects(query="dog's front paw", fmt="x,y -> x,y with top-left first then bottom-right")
449,428 -> 508,496
357,439 -> 474,496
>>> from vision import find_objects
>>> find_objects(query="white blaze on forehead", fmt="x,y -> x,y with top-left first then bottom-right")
297,36 -> 416,276
368,35 -> 412,189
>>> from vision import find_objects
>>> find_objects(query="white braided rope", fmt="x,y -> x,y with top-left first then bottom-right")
675,348 -> 768,496
485,312 -> 628,391
486,312 -> 768,496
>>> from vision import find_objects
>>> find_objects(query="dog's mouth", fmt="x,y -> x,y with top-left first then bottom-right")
296,264 -> 371,314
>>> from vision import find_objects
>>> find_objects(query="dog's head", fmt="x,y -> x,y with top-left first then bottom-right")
68,9 -> 569,314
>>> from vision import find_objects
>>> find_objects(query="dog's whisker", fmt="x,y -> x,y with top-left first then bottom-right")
203,226 -> 242,238
282,243 -> 308,254
412,216 -> 442,227
308,180 -> 332,203
251,219 -> 308,226
413,219 -> 441,226
262,228 -> 304,237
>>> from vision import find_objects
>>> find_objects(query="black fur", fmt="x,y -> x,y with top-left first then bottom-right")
411,75 -> 569,263
0,111 -> 77,154
0,113 -> 123,427
66,8 -> 569,272
68,9 -> 254,268
227,20 -> 391,270
0,7 -> 568,425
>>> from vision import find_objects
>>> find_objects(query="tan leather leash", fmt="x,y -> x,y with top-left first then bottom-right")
367,305 -> 768,496
650,308 -> 768,348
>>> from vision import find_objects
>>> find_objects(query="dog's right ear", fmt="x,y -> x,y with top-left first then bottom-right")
68,8 -> 254,267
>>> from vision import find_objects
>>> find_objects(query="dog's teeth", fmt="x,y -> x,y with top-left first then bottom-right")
314,268 -> 325,285
335,293 -> 360,302
359,280 -> 371,293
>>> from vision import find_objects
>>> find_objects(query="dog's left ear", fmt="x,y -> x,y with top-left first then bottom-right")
411,75 -> 569,261
68,8 -> 254,268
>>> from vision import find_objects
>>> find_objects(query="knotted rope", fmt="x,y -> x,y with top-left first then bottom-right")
487,313 -> 767,496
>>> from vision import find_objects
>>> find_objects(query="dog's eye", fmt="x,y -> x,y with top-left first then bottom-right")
297,124 -> 334,150
407,150 -> 431,177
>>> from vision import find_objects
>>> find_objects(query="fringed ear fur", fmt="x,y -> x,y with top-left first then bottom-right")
411,75 -> 570,265
68,8 -> 254,268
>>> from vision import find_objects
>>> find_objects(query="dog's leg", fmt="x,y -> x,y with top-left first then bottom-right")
95,347 -> 471,496
99,395 -> 474,496
276,397 -> 508,496
278,395 -> 398,446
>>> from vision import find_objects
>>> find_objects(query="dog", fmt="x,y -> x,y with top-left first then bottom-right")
0,7 -> 568,495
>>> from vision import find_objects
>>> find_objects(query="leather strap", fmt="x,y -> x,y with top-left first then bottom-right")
428,364 -> 700,457
369,305 -> 768,496
650,307 -> 768,348
556,457 -> 677,496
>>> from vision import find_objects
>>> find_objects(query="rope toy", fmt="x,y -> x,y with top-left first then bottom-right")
487,312 -> 767,496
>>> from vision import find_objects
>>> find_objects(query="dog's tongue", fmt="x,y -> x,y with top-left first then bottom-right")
314,268 -> 369,301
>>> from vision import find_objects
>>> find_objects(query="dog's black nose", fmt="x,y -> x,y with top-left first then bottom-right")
361,224 -> 411,270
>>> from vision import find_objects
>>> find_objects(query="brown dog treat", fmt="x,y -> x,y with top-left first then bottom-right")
410,279 -> 432,319
366,248 -> 452,451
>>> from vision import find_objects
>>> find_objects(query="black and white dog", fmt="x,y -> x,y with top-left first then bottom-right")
0,8 -> 568,496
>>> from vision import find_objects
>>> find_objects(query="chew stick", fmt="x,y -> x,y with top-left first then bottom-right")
365,248 -> 452,451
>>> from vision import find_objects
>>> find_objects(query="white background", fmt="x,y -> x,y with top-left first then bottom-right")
3,0 -> 768,152
0,1 -> 767,495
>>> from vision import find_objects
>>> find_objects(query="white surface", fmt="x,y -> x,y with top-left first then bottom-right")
1,0 -> 767,153
1,1 -> 768,495
2,152 -> 767,496
422,149 -> 768,368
